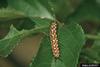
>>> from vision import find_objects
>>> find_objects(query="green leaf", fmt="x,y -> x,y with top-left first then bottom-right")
0,25 -> 27,57
30,23 -> 85,67
8,0 -> 55,28
0,21 -> 55,57
7,0 -> 82,22
30,36 -> 52,67
32,18 -> 52,28
51,59 -> 66,67
8,0 -> 55,20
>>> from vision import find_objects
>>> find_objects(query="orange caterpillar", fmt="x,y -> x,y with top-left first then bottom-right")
50,21 -> 60,58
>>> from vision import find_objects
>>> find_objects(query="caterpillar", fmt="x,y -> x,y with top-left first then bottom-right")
50,21 -> 60,58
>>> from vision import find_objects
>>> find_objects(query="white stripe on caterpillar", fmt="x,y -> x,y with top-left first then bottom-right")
50,21 -> 60,58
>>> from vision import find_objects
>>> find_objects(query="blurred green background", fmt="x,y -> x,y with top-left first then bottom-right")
0,0 -> 100,67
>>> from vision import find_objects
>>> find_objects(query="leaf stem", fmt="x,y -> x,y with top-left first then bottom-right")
86,34 -> 100,40
0,7 -> 24,20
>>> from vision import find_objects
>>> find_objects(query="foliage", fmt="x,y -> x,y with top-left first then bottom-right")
0,0 -> 100,67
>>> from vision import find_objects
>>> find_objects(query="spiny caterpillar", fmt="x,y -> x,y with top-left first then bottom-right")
50,21 -> 60,58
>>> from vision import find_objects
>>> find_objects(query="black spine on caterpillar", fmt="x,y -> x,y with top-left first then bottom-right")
50,21 -> 60,58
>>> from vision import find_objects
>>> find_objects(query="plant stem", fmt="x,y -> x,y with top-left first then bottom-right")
86,34 -> 100,40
